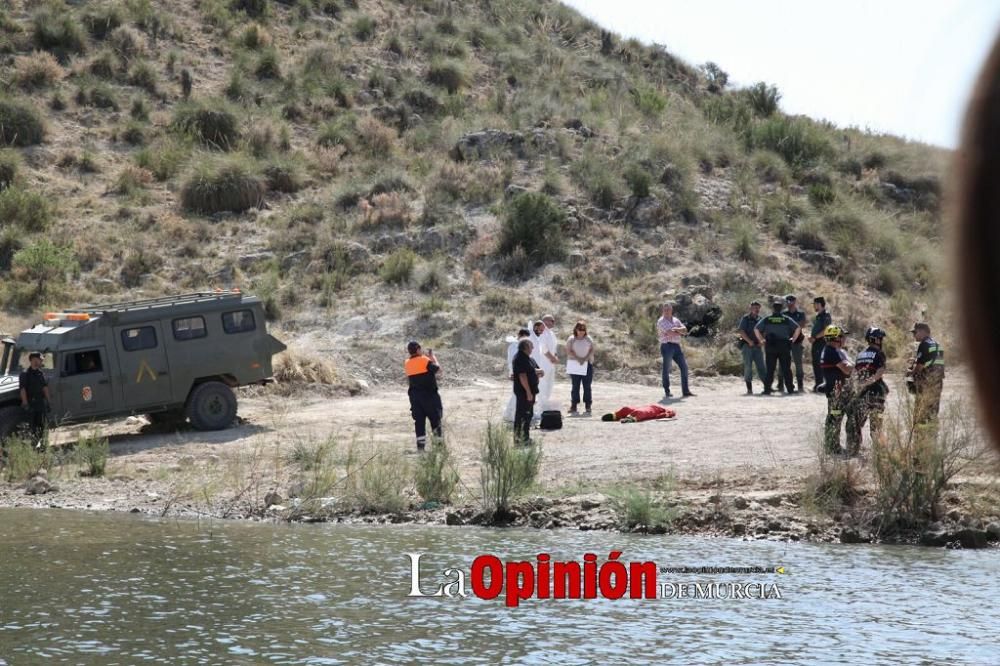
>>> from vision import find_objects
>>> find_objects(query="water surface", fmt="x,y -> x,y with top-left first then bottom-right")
0,509 -> 997,665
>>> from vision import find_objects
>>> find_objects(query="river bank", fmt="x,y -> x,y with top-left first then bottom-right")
1,375 -> 998,548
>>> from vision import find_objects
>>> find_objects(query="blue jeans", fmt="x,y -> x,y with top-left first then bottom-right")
570,363 -> 594,408
660,342 -> 689,395
741,344 -> 765,383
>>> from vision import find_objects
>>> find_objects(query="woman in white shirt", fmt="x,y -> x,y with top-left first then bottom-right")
566,321 -> 595,415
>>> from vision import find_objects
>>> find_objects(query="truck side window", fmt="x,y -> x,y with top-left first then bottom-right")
121,326 -> 158,351
66,350 -> 103,375
222,310 -> 255,334
173,316 -> 207,341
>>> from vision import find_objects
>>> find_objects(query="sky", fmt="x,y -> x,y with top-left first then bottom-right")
563,0 -> 1000,148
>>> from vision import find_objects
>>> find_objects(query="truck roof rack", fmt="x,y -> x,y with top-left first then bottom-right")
77,291 -> 248,316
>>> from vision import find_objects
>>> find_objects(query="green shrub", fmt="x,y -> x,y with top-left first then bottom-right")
32,7 -> 86,60
77,83 -> 119,110
352,15 -> 376,41
874,264 -> 900,295
863,152 -> 888,170
83,5 -> 124,39
11,239 -> 77,297
112,164 -> 152,196
120,120 -> 145,145
872,231 -> 899,261
239,22 -> 270,48
0,188 -> 54,232
624,165 -> 652,198
130,96 -> 149,121
497,192 -> 565,266
49,92 -> 67,111
612,485 -> 674,531
349,449 -> 409,514
744,81 -> 781,117
136,138 -> 191,181
732,222 -> 759,264
791,219 -> 826,251
263,158 -> 305,193
871,401 -> 988,534
415,260 -> 446,293
481,290 -> 533,316
172,101 -> 241,149
3,438 -> 52,482
255,47 -> 281,79
803,455 -> 863,515
479,422 -> 541,517
88,50 -> 119,79
14,51 -> 64,89
746,116 -> 832,167
700,94 -> 753,133
0,149 -> 20,190
631,84 -> 667,116
573,156 -> 621,209
752,150 -> 789,184
75,431 -> 109,477
0,98 -> 45,147
0,228 -> 23,271
180,157 -> 265,214
380,247 -> 416,285
285,438 -> 335,471
427,60 -> 466,94
316,116 -> 356,151
224,69 -> 248,101
120,246 -> 161,286
808,183 -> 836,207
823,211 -> 868,245
108,25 -> 144,57
128,60 -> 158,93
415,438 -> 460,504
231,0 -> 269,19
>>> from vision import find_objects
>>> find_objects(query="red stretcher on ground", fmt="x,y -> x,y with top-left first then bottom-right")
601,405 -> 677,423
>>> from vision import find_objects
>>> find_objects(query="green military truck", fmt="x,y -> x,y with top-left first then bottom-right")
0,291 -> 286,440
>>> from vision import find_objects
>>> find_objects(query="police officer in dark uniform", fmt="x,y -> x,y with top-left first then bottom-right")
908,322 -> 945,427
511,338 -> 541,446
808,296 -> 832,392
782,294 -> 808,393
404,340 -> 442,452
846,326 -> 889,456
820,326 -> 853,454
19,351 -> 50,446
754,300 -> 802,395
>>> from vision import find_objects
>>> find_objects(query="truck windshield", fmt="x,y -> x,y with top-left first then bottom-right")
1,341 -> 11,376
7,349 -> 55,375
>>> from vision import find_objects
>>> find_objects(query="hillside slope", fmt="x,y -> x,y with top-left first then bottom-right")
0,0 -> 952,386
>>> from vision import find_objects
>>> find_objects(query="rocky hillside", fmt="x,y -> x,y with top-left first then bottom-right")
0,0 -> 951,386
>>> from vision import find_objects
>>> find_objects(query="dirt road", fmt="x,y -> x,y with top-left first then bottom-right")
50,372 -> 970,493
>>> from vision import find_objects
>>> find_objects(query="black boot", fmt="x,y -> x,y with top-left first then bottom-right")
745,381 -> 753,395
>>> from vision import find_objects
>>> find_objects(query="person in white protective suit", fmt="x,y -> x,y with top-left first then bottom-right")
529,317 -> 559,416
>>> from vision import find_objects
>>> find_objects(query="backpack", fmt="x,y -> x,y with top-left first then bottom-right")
540,410 -> 562,431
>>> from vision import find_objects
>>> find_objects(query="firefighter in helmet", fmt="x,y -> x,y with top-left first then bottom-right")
845,326 -> 889,456
819,325 -> 853,454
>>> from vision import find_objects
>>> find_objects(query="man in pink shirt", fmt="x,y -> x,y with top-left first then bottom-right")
657,303 -> 694,399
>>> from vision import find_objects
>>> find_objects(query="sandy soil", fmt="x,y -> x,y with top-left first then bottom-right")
24,370 -> 972,495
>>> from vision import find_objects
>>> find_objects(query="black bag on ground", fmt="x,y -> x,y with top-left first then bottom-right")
540,410 -> 562,431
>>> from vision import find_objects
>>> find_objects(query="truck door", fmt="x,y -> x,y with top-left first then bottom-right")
58,348 -> 115,420
113,323 -> 173,410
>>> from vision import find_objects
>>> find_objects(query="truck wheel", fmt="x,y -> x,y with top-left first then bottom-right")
0,405 -> 26,444
186,382 -> 237,431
